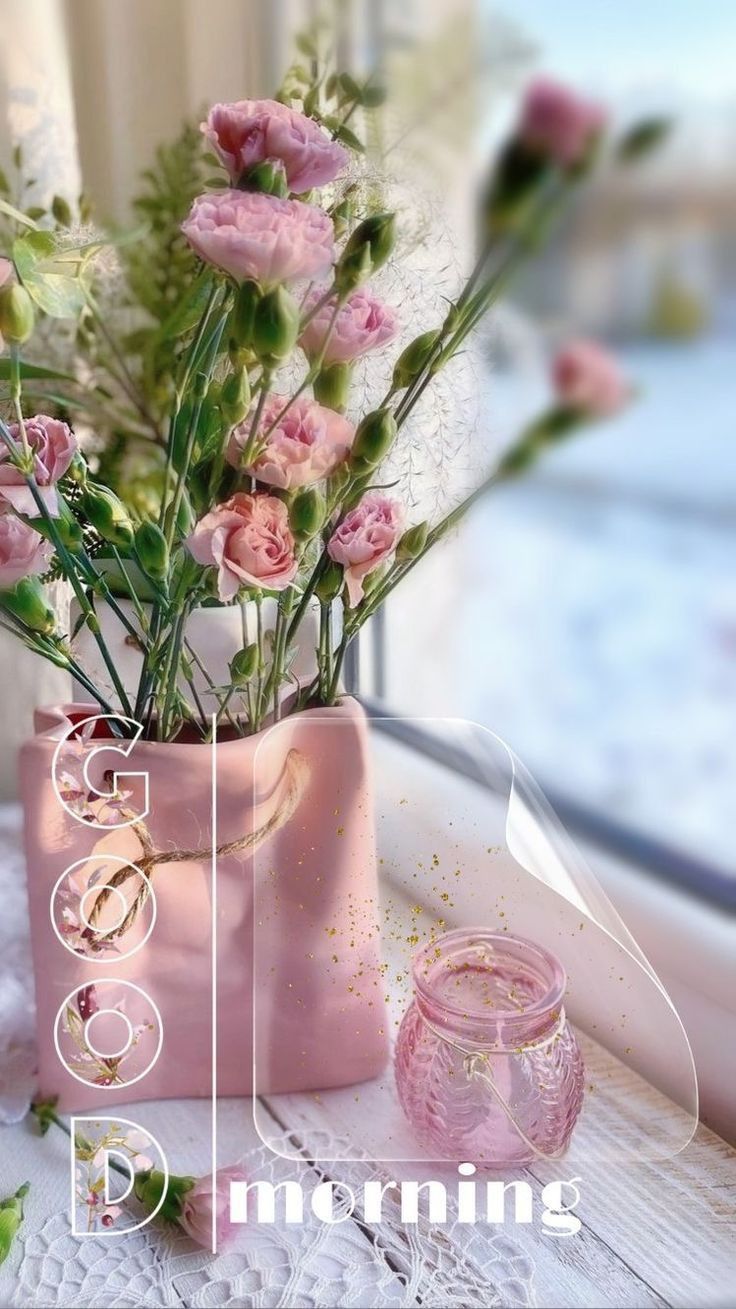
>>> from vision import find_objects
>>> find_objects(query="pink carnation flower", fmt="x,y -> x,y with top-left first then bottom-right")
228,394 -> 355,490
0,512 -> 51,588
327,491 -> 404,607
519,77 -> 606,169
182,190 -> 335,285
553,340 -> 628,417
178,1165 -> 248,1249
300,287 -> 398,364
203,99 -> 348,194
0,414 -> 77,516
186,492 -> 297,601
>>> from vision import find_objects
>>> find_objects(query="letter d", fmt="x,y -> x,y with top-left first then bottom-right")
71,1117 -> 169,1237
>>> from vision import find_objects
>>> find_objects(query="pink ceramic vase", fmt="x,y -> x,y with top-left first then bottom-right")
21,698 -> 389,1111
395,928 -> 584,1164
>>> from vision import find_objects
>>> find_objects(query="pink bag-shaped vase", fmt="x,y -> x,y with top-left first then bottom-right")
21,697 -> 389,1111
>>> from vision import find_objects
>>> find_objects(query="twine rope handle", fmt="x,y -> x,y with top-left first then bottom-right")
422,1011 -> 571,1162
87,749 -> 310,943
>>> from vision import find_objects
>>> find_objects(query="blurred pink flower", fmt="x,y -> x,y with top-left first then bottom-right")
228,393 -> 354,489
552,340 -> 628,417
182,190 -> 334,285
328,491 -> 404,607
0,414 -> 76,516
300,287 -> 398,363
519,77 -> 606,168
203,99 -> 348,193
0,513 -> 50,588
186,492 -> 297,600
178,1165 -> 248,1249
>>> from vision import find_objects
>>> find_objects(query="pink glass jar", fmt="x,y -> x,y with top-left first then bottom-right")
395,928 -> 584,1164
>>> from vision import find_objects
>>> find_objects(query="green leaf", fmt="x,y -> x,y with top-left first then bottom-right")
295,32 -> 318,58
0,197 -> 39,230
0,359 -> 77,383
617,117 -> 672,162
333,123 -> 365,154
0,168 -> 9,196
362,85 -> 387,109
13,230 -> 86,318
51,194 -> 73,227
338,72 -> 362,104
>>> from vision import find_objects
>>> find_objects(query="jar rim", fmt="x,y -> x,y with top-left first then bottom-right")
412,927 -> 566,1027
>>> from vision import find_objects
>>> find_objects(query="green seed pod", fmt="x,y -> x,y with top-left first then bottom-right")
351,407 -> 397,469
335,212 -> 396,293
0,577 -> 55,634
135,520 -> 170,582
231,281 -> 262,349
230,643 -> 259,685
0,284 -> 35,345
133,1170 -> 194,1225
220,368 -> 251,426
315,559 -> 344,603
313,360 -> 352,411
397,520 -> 429,561
81,483 -> 135,549
0,1183 -> 29,1267
391,330 -> 441,390
289,485 -> 326,540
238,159 -> 289,198
253,286 -> 300,365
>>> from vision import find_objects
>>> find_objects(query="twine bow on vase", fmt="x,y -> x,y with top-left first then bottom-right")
85,749 -> 310,946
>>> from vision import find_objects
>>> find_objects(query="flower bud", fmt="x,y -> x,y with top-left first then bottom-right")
133,1170 -> 194,1224
0,1182 -> 29,1268
315,559 -> 344,603
351,407 -> 397,469
135,520 -> 169,581
229,643 -> 259,685
0,577 -> 55,634
81,484 -> 135,549
237,159 -> 289,198
335,212 -> 396,293
253,286 -> 300,365
66,451 -> 88,486
0,284 -> 35,345
313,360 -> 352,411
391,330 -> 441,390
397,520 -> 429,561
30,497 -> 83,553
289,485 -> 326,540
220,368 -> 251,427
231,281 -> 262,349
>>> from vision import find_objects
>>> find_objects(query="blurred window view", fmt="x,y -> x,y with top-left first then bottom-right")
382,0 -> 736,889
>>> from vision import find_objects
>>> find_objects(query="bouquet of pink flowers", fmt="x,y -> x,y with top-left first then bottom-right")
0,56 -> 659,742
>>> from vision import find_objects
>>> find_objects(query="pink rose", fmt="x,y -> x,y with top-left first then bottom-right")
519,77 -> 606,168
327,492 -> 405,607
203,99 -> 349,194
0,414 -> 77,516
552,340 -> 628,417
300,288 -> 398,364
178,1165 -> 248,1249
0,511 -> 51,588
186,491 -> 297,601
228,394 -> 354,489
182,190 -> 334,285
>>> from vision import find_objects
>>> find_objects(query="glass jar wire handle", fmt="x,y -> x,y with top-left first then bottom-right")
422,1011 -> 571,1162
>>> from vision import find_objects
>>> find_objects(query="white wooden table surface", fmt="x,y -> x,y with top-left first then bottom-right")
1,777 -> 735,1308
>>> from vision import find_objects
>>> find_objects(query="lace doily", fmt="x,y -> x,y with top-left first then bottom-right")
11,1132 -> 535,1308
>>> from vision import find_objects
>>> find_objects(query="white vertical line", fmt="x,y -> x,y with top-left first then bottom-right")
210,711 -> 218,1255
